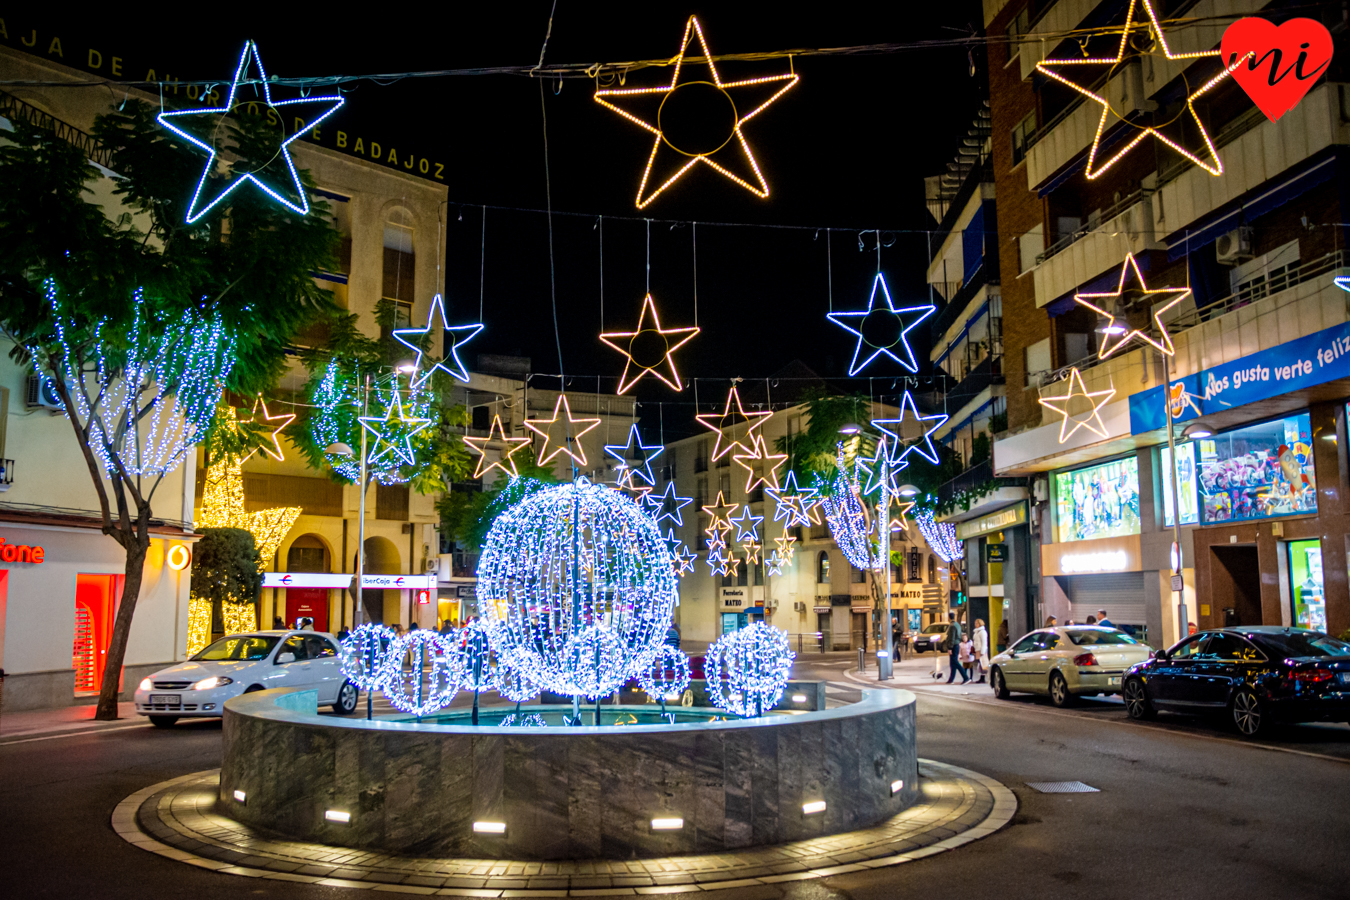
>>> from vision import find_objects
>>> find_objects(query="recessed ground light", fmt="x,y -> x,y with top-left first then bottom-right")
325,810 -> 350,823
890,780 -> 904,795
802,800 -> 826,815
651,818 -> 684,831
232,789 -> 246,803
792,694 -> 808,703
473,821 -> 507,834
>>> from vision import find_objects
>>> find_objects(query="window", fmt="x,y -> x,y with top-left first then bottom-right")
928,555 -> 936,584
192,635 -> 279,662
305,636 -> 338,659
719,472 -> 731,497
277,635 -> 309,662
753,561 -> 764,586
1011,111 -> 1036,166
695,478 -> 708,506
1024,337 -> 1051,385
1170,635 -> 1209,660
1195,413 -> 1315,524
817,552 -> 831,584
1006,6 -> 1030,62
1011,634 -> 1039,653
851,565 -> 866,584
376,482 -> 410,520
737,562 -> 748,587
786,416 -> 801,438
1054,457 -> 1141,543
1018,224 -> 1043,274
695,441 -> 709,473
382,208 -> 415,303
1199,633 -> 1263,662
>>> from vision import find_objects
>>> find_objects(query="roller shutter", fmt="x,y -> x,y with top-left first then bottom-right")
1062,573 -> 1146,626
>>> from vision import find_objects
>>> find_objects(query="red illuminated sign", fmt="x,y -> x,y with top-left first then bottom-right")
417,590 -> 430,605
0,537 -> 45,564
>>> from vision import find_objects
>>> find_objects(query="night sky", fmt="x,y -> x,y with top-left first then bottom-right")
4,3 -> 985,437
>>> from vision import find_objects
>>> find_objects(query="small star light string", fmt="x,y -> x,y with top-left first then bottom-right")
733,435 -> 788,492
637,644 -> 692,701
821,447 -> 884,572
767,470 -> 821,527
604,424 -> 665,488
41,280 -> 237,478
1073,252 -> 1189,359
593,15 -> 799,208
378,630 -> 463,717
463,413 -> 533,479
157,40 -> 344,223
872,392 -> 947,467
827,274 -> 934,376
599,294 -> 700,394
696,386 -> 773,460
664,528 -> 697,576
643,481 -> 694,527
767,532 -> 797,575
1035,0 -> 1241,180
360,391 -> 433,467
391,294 -> 484,387
916,510 -> 963,563
475,478 -> 678,699
705,622 -> 795,717
1038,368 -> 1117,443
742,540 -> 763,564
525,395 -> 602,467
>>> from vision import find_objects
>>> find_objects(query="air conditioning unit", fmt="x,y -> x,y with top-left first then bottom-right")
1215,227 -> 1254,264
24,374 -> 62,411
793,601 -> 805,612
425,557 -> 440,573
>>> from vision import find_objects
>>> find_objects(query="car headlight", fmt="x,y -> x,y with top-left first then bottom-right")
139,678 -> 153,692
191,676 -> 233,691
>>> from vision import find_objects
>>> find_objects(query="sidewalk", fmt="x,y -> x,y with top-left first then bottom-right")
0,700 -> 145,742
844,653 -> 997,697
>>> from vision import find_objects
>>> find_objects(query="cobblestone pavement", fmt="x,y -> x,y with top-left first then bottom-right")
114,759 -> 1015,896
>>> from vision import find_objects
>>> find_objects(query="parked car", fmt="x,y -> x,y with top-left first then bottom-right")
1122,626 -> 1350,737
911,623 -> 950,654
134,630 -> 358,727
989,626 -> 1153,706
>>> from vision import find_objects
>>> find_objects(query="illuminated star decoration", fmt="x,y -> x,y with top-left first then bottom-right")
858,436 -> 900,497
1337,276 -> 1350,294
872,392 -> 948,467
1035,0 -> 1241,179
742,541 -> 762,565
665,529 -> 697,576
604,424 -> 665,488
767,532 -> 797,575
696,385 -> 773,460
1038,368 -> 1117,443
702,491 -> 740,534
240,396 -> 294,462
156,41 -> 344,223
525,395 -> 602,467
827,273 -> 934,376
593,15 -> 799,208
464,414 -> 532,479
359,392 -> 432,467
733,435 -> 788,492
391,294 -> 484,387
599,294 -> 700,394
1074,252 -> 1189,359
767,470 -> 821,527
890,499 -> 916,533
729,506 -> 763,543
643,480 -> 694,527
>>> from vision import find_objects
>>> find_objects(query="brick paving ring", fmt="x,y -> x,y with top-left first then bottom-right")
113,760 -> 1016,895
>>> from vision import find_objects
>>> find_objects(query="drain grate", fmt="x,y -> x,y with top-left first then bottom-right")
1025,781 -> 1100,793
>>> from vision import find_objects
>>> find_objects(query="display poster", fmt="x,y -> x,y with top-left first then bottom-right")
1161,442 -> 1199,526
1289,539 -> 1326,632
906,608 -> 922,632
1195,413 -> 1315,523
1055,457 -> 1141,543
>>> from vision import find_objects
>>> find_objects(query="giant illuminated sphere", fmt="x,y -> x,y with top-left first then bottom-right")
706,622 -> 795,717
476,477 -> 678,698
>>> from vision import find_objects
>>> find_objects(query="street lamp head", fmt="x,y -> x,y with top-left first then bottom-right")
395,357 -> 419,374
896,484 -> 919,498
325,442 -> 355,457
1181,423 -> 1213,440
838,423 -> 863,435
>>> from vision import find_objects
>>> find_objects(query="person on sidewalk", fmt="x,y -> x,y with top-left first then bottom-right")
944,613 -> 969,684
971,618 -> 989,684
1097,609 -> 1115,629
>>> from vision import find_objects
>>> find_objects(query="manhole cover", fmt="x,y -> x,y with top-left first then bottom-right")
1026,781 -> 1099,793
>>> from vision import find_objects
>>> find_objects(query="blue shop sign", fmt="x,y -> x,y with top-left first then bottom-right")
1129,320 -> 1350,434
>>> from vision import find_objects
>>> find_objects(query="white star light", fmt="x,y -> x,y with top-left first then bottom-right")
826,273 -> 934,376
391,294 -> 484,387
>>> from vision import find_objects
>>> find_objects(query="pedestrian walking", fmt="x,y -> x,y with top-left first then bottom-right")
1044,615 -> 1058,628
944,613 -> 969,684
971,618 -> 989,683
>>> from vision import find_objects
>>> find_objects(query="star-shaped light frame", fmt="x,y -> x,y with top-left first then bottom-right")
696,385 -> 773,460
644,480 -> 694,527
729,506 -> 764,543
391,294 -> 484,387
157,41 -> 345,223
858,436 -> 900,497
702,491 -> 740,534
240,396 -> 295,463
604,423 -> 665,488
742,540 -> 763,565
464,414 -> 533,479
1038,368 -> 1117,443
872,392 -> 948,467
525,395 -> 602,467
599,294 -> 700,394
1074,252 -> 1190,359
827,274 -> 934,376
733,435 -> 788,493
1035,0 -> 1241,180
767,470 -> 821,527
593,16 -> 799,208
359,392 -> 432,467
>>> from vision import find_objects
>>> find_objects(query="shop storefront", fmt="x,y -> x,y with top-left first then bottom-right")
954,502 -> 1029,652
260,572 -> 438,631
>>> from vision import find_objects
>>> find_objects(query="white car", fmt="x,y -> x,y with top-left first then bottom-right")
134,630 -> 359,727
989,626 -> 1154,707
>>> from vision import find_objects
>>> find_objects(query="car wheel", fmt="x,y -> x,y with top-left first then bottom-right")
1231,688 -> 1266,738
149,716 -> 178,728
990,667 -> 1010,700
243,685 -> 264,693
332,680 -> 359,715
1123,678 -> 1155,720
1049,671 -> 1074,708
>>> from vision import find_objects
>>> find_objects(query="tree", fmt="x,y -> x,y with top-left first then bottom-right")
188,528 -> 264,653
0,104 -> 339,719
438,460 -> 560,552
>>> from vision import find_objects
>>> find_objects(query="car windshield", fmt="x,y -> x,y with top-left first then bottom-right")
192,635 -> 280,661
1250,631 -> 1350,659
923,624 -> 947,634
1066,629 -> 1140,646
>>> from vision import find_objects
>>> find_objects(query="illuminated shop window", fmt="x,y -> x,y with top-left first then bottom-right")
1054,457 -> 1141,543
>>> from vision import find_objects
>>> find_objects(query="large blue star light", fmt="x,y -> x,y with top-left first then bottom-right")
392,294 -> 484,387
157,41 -> 345,224
871,392 -> 948,466
604,425 -> 664,488
729,506 -> 764,543
826,273 -> 934,376
858,436 -> 900,497
643,481 -> 694,527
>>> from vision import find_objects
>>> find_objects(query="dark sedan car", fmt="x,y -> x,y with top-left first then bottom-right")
1122,626 -> 1350,737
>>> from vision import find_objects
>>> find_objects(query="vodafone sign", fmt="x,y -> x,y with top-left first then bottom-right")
262,572 -> 437,589
0,537 -> 45,564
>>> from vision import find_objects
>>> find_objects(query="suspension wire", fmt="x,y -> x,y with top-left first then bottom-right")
646,218 -> 651,294
598,214 -> 604,331
692,222 -> 699,326
539,79 -> 564,384
479,206 -> 487,323
826,229 -> 833,312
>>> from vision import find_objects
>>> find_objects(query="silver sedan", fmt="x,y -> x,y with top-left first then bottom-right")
989,627 -> 1154,707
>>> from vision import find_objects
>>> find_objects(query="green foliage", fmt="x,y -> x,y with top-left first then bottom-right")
773,391 -> 876,489
190,528 -> 263,604
970,431 -> 991,466
437,462 -> 559,550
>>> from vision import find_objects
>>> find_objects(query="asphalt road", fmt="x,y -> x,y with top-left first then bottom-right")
2,657 -> 1347,899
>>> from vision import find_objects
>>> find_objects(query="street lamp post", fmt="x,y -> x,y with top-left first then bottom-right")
876,451 -> 894,681
327,374 -> 375,718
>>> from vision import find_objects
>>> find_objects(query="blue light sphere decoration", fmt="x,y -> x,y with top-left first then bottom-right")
453,619 -> 498,694
477,477 -> 678,699
339,623 -> 397,691
637,644 -> 692,701
496,665 -> 540,703
379,630 -> 462,717
705,622 -> 795,717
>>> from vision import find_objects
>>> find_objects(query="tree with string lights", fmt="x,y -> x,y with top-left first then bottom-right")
0,105 -> 340,720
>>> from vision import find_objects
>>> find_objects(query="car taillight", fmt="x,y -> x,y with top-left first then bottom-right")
1291,668 -> 1335,684
1073,652 -> 1099,667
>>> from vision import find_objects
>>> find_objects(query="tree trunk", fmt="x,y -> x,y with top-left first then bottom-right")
94,530 -> 150,720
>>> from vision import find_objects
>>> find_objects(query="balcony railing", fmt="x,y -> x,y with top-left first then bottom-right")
936,459 -> 1027,511
1037,190 -> 1144,266
930,266 -> 995,343
0,91 -> 112,167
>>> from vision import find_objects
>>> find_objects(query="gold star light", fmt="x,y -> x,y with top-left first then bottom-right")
240,397 -> 295,463
702,491 -> 740,534
1035,0 -> 1241,179
742,541 -> 762,565
464,414 -> 533,479
1038,368 -> 1117,443
594,16 -> 799,208
695,385 -> 773,460
524,395 -> 602,466
733,435 -> 788,492
599,294 -> 700,394
1074,251 -> 1189,359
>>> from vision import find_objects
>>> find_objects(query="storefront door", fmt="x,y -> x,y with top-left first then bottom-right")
286,589 -> 328,631
73,574 -> 120,694
1287,539 -> 1326,631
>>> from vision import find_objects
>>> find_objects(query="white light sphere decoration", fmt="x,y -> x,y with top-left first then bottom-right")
339,623 -> 397,691
637,644 -> 692,701
379,630 -> 462,717
476,477 -> 678,699
706,622 -> 796,717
